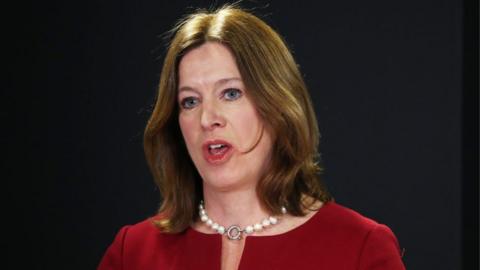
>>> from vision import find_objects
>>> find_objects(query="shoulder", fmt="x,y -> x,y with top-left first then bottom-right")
119,216 -> 167,242
308,201 -> 405,269
315,201 -> 380,232
313,201 -> 400,242
98,216 -> 185,270
116,215 -> 186,251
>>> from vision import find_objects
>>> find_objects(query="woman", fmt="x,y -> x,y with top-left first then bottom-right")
99,4 -> 405,270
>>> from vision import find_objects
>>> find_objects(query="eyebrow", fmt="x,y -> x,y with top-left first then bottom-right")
178,77 -> 242,93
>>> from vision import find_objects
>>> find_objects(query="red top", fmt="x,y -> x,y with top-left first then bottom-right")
98,202 -> 405,269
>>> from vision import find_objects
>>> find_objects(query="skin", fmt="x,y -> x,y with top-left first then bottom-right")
177,42 -> 272,194
177,42 -> 322,270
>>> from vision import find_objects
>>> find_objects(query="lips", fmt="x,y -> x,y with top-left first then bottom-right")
202,139 -> 233,165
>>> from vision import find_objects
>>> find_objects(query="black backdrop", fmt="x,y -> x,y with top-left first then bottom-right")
6,0 -> 478,269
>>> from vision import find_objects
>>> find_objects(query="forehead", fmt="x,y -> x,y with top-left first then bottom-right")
178,42 -> 242,88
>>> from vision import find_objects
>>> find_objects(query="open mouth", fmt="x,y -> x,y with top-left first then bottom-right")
208,144 -> 230,155
203,140 -> 233,164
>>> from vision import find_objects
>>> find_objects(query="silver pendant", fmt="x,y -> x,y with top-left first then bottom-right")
226,225 -> 242,240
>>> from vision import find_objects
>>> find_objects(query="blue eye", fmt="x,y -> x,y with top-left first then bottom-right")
180,97 -> 199,109
223,88 -> 242,101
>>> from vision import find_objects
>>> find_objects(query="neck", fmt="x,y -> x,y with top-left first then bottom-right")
201,184 -> 270,228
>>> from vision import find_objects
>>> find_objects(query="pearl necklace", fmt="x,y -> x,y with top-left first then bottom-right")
198,200 -> 287,240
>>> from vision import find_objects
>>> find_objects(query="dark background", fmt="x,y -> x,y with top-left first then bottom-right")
6,0 -> 478,269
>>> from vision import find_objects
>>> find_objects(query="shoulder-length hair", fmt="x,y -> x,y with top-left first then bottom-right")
144,4 -> 331,233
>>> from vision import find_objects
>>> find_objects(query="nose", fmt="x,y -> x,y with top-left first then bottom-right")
200,100 -> 226,131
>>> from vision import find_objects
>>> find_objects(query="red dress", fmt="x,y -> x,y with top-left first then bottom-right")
98,202 -> 405,269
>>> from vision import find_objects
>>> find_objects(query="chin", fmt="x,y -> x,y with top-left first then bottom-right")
201,172 -> 250,192
193,155 -> 260,191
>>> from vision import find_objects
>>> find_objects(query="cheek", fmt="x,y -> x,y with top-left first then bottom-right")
178,114 -> 196,146
236,109 -> 262,137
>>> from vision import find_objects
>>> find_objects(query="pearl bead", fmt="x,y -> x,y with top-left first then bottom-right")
200,209 -> 206,215
212,223 -> 219,230
262,219 -> 271,227
281,207 -> 287,214
207,219 -> 213,226
217,226 -> 225,234
254,223 -> 263,231
269,216 -> 278,224
200,215 -> 208,222
245,226 -> 254,234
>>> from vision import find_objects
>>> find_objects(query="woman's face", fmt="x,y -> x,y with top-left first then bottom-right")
177,42 -> 273,192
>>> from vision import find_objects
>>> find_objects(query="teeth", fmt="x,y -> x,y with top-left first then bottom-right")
209,144 -> 224,149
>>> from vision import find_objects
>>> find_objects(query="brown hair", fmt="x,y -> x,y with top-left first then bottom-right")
144,4 -> 331,233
